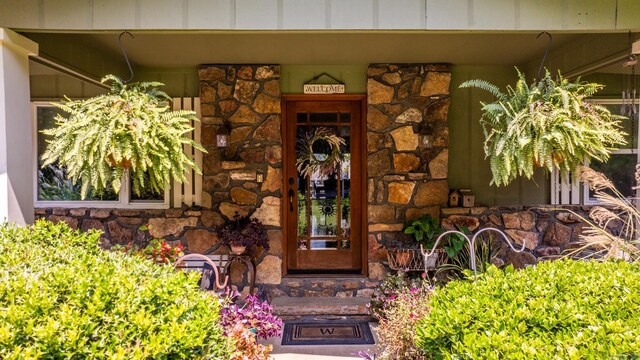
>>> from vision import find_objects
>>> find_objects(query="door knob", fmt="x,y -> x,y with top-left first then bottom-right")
288,189 -> 295,212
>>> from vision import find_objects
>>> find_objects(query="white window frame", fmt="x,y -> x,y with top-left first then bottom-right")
583,98 -> 640,205
32,101 -> 170,209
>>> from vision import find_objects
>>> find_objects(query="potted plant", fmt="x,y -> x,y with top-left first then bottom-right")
403,215 -> 468,268
459,69 -> 627,187
216,216 -> 269,255
41,75 -> 205,199
403,214 -> 443,268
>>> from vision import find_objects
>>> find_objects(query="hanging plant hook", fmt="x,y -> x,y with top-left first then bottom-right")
536,31 -> 553,81
118,31 -> 135,83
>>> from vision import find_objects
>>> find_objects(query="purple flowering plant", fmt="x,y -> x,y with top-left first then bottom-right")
219,290 -> 282,340
216,215 -> 270,250
368,271 -> 431,320
376,280 -> 432,359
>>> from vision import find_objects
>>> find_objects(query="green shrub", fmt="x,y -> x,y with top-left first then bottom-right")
416,260 -> 640,359
0,220 -> 231,359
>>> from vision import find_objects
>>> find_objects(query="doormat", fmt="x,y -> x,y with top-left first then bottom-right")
281,320 -> 374,345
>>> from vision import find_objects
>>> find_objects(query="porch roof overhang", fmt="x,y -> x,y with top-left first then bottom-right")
20,30 -> 637,82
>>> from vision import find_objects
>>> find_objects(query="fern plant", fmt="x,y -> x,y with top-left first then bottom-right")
460,69 -> 627,187
41,75 -> 205,199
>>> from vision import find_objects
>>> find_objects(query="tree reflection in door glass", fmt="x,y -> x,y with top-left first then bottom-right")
295,117 -> 352,251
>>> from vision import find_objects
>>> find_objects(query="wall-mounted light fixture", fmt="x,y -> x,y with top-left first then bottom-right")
216,124 -> 230,148
419,124 -> 434,149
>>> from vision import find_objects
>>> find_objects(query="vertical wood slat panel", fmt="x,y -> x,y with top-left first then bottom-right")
570,173 -> 580,205
172,98 -> 183,208
194,98 -> 203,206
171,97 -> 203,207
552,169 -> 582,205
182,97 -> 194,207
550,168 -> 559,205
560,173 -> 571,205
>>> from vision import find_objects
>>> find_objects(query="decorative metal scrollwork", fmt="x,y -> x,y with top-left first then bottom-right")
420,227 -> 526,280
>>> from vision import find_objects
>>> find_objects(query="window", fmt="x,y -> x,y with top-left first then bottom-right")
33,102 -> 169,209
583,99 -> 639,204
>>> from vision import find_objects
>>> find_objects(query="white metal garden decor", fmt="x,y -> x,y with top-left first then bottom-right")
421,227 -> 526,280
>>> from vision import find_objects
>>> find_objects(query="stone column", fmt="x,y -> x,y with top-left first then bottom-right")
366,64 -> 451,277
198,65 -> 283,291
0,28 -> 38,225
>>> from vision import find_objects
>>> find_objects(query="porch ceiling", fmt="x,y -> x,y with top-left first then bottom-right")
25,31 -> 588,69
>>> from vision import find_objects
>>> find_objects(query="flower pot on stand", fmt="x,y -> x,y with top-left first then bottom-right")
230,245 -> 247,255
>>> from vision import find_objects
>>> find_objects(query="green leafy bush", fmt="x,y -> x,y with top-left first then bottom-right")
0,220 -> 231,359
416,260 -> 640,358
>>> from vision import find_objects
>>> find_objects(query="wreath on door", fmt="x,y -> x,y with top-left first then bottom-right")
296,127 -> 345,178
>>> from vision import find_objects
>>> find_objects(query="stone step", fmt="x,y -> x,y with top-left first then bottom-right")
271,297 -> 371,318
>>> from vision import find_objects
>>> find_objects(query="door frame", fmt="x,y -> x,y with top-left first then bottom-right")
281,94 -> 368,276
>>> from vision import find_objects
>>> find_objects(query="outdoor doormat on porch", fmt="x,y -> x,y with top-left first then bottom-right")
281,320 -> 374,345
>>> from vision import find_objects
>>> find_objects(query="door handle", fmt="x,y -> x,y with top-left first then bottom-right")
288,189 -> 295,212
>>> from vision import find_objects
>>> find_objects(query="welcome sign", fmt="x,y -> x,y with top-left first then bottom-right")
303,84 -> 346,94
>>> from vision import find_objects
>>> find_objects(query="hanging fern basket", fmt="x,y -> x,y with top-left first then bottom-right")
460,68 -> 627,187
41,75 -> 205,199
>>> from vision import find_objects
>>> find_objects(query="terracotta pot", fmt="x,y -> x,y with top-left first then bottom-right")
395,251 -> 412,267
533,153 -> 564,167
230,245 -> 247,255
107,154 -> 132,168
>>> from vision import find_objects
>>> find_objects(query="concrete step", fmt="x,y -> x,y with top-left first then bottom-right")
271,297 -> 370,318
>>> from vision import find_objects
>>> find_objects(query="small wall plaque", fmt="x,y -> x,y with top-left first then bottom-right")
303,73 -> 346,94
303,84 -> 346,94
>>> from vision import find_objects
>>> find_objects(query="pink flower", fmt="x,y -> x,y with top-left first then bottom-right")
410,287 -> 419,294
421,272 -> 427,278
389,294 -> 397,300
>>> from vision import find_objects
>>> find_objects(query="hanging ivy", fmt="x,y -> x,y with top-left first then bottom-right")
41,75 -> 205,199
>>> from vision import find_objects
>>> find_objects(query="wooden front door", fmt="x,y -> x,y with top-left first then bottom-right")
282,95 -> 366,273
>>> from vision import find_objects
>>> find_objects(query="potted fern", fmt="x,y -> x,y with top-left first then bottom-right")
460,69 -> 627,187
41,75 -> 204,198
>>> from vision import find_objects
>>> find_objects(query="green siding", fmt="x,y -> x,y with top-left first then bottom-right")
449,66 -> 550,206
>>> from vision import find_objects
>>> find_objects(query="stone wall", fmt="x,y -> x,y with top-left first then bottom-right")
365,64 -> 451,280
440,205 -> 590,268
198,64 -> 284,291
35,203 -> 593,287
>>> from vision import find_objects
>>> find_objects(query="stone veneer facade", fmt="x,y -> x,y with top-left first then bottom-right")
364,64 -> 452,282
35,63 -> 593,299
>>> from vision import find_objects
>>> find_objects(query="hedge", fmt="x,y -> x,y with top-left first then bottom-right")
416,260 -> 640,359
0,220 -> 231,359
